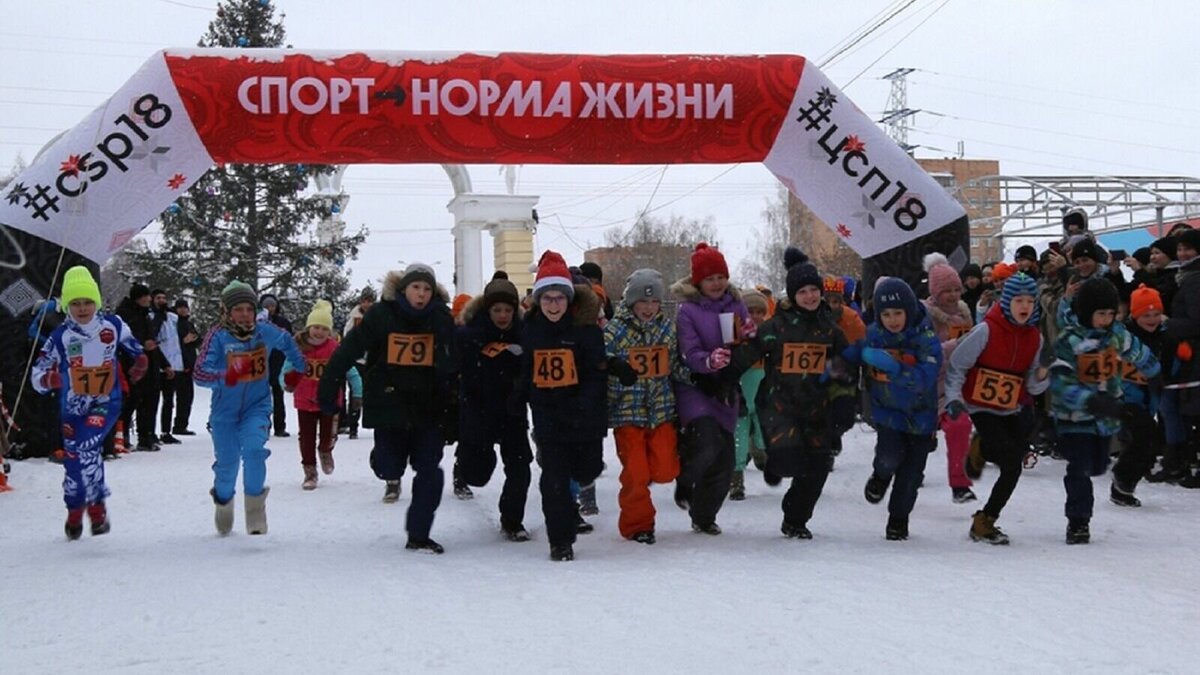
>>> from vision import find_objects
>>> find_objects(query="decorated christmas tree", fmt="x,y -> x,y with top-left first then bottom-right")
126,0 -> 366,325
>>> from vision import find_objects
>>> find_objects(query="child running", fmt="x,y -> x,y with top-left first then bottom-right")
31,266 -> 146,539
194,281 -> 305,536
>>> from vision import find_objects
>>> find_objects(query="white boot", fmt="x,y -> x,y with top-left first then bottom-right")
245,487 -> 269,535
211,489 -> 234,536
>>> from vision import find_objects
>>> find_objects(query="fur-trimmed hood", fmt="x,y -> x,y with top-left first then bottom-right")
922,298 -> 972,325
459,292 -> 527,326
381,270 -> 450,304
670,277 -> 744,304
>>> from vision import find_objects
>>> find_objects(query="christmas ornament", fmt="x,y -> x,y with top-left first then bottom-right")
167,204 -> 181,215
237,36 -> 249,47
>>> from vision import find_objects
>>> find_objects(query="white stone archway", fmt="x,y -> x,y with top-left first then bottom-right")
441,164 -> 538,295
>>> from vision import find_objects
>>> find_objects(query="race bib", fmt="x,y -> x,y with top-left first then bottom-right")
304,358 -> 327,380
227,346 -> 268,384
948,323 -> 972,340
969,367 -> 1022,411
481,342 -> 509,358
1121,361 -> 1148,386
70,362 -> 115,397
1077,349 -> 1119,385
533,349 -> 578,389
780,343 -> 827,376
628,345 -> 670,379
387,333 -> 434,367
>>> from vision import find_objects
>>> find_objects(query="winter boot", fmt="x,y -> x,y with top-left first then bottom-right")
405,538 -> 445,554
691,521 -> 722,536
781,520 -> 812,540
952,487 -> 978,504
550,544 -> 574,561
885,516 -> 908,541
763,469 -> 783,487
965,433 -> 985,479
728,471 -> 746,501
1066,519 -> 1090,545
501,519 -> 531,542
578,482 -> 599,516
969,510 -> 1009,545
245,487 -> 269,535
631,531 -> 656,545
302,465 -> 318,491
1178,471 -> 1200,489
65,507 -> 85,540
749,443 -> 767,471
1147,444 -> 1187,483
453,479 -> 474,500
1109,480 -> 1141,507
87,501 -> 111,536
864,473 -> 890,504
0,470 -> 11,493
211,489 -> 234,536
159,433 -> 181,445
318,451 -> 335,476
382,480 -> 401,503
574,506 -> 594,534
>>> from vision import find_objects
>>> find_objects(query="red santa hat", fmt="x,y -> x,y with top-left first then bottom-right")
532,250 -> 576,303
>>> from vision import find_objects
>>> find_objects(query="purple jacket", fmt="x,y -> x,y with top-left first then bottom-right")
672,279 -> 749,432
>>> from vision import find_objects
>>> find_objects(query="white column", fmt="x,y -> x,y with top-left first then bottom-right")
451,220 -> 485,295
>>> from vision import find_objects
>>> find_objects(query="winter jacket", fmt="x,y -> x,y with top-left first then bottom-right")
32,313 -> 143,416
345,304 -> 369,365
517,284 -> 607,444
946,303 -> 1048,417
156,311 -> 184,371
116,297 -> 167,370
1134,267 -> 1178,312
672,279 -> 749,432
849,306 -> 942,435
317,273 -> 456,430
282,335 -> 362,412
732,300 -> 848,457
1122,319 -> 1172,410
193,320 -> 305,417
454,295 -> 528,441
1166,258 -> 1200,386
178,314 -> 200,370
604,303 -> 679,429
1049,304 -> 1160,436
923,298 -> 974,410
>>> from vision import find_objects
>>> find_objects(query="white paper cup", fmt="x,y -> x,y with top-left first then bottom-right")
719,312 -> 736,344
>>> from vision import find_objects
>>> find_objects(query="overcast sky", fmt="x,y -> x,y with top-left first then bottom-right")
3,0 -> 1198,292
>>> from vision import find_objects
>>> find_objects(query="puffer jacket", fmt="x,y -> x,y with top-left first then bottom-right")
455,294 -> 527,442
604,303 -> 679,429
672,279 -> 749,432
850,304 -> 942,435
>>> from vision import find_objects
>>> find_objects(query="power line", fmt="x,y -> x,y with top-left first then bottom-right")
816,0 -> 909,64
820,0 -> 919,68
842,0 -> 952,89
923,110 -> 1200,156
908,126 -> 1177,173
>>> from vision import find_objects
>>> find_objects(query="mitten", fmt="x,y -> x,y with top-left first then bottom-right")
607,356 -> 639,386
128,354 -> 149,383
41,369 -> 63,390
224,357 -> 249,387
1084,393 -> 1122,419
283,370 -> 303,392
739,316 -> 758,340
861,348 -> 900,375
1177,341 -> 1193,362
706,347 -> 731,370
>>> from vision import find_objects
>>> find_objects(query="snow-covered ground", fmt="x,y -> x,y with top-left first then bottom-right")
5,385 -> 1199,673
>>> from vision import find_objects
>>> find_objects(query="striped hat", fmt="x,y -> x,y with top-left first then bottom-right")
1000,272 -> 1040,325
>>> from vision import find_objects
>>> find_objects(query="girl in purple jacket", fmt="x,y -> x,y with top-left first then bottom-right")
672,243 -> 751,535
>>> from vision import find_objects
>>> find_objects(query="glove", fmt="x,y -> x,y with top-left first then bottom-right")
945,400 -> 967,421
128,354 -> 149,383
706,347 -> 731,370
739,316 -> 758,340
1039,344 -> 1056,368
350,396 -> 363,414
821,355 -> 853,385
861,348 -> 900,376
41,369 -> 63,390
505,344 -> 524,356
283,370 -> 303,392
224,357 -> 249,386
1085,393 -> 1123,419
607,356 -> 639,386
1177,341 -> 1193,362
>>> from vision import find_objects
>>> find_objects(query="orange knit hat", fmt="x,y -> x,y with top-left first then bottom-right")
1129,283 -> 1163,319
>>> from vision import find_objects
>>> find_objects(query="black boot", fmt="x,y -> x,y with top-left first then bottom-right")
550,544 -> 574,561
1109,481 -> 1141,507
864,473 -> 890,504
1066,519 -> 1090,545
405,538 -> 445,554
781,520 -> 812,539
885,516 -> 908,541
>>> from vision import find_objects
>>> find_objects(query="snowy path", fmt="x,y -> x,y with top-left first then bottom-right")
5,388 -> 1199,673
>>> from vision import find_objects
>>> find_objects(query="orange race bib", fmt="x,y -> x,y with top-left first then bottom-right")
304,358 -> 327,380
868,349 -> 902,383
533,349 -> 579,389
780,343 -> 827,375
227,346 -> 268,384
628,345 -> 670,379
1121,361 -> 1148,386
481,342 -> 510,358
387,333 -> 434,367
948,323 -> 972,340
1077,349 -> 1119,385
969,367 -> 1022,411
70,362 -> 115,397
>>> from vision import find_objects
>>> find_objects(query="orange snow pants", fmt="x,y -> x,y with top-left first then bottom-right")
615,423 -> 680,538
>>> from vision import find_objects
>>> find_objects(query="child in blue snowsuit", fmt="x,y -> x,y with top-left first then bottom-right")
32,266 -> 146,539
194,281 -> 305,536
854,277 -> 942,540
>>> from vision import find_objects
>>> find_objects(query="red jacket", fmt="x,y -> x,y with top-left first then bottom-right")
963,304 -> 1040,411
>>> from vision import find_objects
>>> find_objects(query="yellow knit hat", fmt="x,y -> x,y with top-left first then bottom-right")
306,299 -> 334,330
61,266 -> 101,307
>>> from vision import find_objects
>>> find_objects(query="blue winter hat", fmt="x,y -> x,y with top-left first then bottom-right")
872,277 -> 918,325
1000,272 -> 1040,325
842,276 -> 857,302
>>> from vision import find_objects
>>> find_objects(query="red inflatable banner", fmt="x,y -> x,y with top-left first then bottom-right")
0,48 -> 965,267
